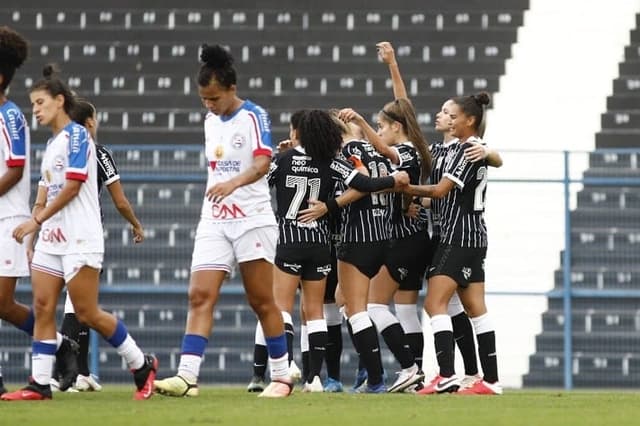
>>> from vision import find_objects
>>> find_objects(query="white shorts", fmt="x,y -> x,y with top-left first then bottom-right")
31,251 -> 103,283
191,220 -> 277,273
0,216 -> 30,277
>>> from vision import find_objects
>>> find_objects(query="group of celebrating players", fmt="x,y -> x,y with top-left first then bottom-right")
0,23 -> 502,401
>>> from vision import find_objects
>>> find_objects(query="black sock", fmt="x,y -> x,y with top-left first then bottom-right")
325,324 -> 343,380
351,326 -> 383,386
405,332 -> 424,370
477,331 -> 498,383
433,330 -> 455,377
302,351 -> 309,381
307,331 -> 327,382
451,312 -> 478,376
380,323 -> 415,369
60,313 -> 87,376
284,322 -> 294,365
345,320 -> 363,370
253,344 -> 268,379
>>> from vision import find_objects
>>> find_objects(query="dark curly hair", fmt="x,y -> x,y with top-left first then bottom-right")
197,44 -> 237,88
297,110 -> 343,162
0,26 -> 28,92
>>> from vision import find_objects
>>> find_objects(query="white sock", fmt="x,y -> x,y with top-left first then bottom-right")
270,353 -> 289,381
116,334 -> 145,370
178,354 -> 202,383
300,325 -> 309,353
32,339 -> 57,386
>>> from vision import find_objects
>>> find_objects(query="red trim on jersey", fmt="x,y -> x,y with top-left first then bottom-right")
253,148 -> 272,157
6,158 -> 25,167
65,172 -> 88,182
348,156 -> 364,169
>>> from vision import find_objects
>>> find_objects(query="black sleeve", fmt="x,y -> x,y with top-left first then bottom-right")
96,144 -> 120,186
347,173 -> 395,192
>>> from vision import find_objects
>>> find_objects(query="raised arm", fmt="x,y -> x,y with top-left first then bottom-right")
377,41 -> 408,101
339,108 -> 400,164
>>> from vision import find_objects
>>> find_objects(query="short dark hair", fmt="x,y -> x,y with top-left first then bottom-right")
69,99 -> 97,126
197,44 -> 237,88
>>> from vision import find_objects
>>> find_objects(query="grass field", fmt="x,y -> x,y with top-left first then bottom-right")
1,387 -> 639,426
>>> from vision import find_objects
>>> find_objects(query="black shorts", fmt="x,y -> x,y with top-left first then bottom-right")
337,240 -> 388,279
275,245 -> 332,281
385,229 -> 434,291
324,241 -> 339,303
428,244 -> 486,288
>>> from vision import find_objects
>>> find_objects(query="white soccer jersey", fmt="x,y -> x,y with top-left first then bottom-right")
35,122 -> 104,255
200,100 -> 276,227
0,100 -> 30,219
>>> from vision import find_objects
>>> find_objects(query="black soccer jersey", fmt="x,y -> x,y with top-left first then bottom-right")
268,146 -> 395,247
388,142 -> 425,240
339,140 -> 393,243
438,137 -> 488,248
96,144 -> 120,195
429,140 -> 457,237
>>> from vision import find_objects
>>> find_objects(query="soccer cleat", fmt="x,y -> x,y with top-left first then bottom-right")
417,375 -> 460,395
459,374 -> 482,390
1,380 -> 52,401
154,374 -> 199,397
457,379 -> 503,395
75,374 -> 103,392
353,380 -> 387,394
302,375 -> 324,393
132,354 -> 158,400
352,367 -> 368,391
289,360 -> 302,383
258,379 -> 294,398
323,377 -> 344,393
56,336 -> 80,392
387,365 -> 425,393
247,375 -> 266,393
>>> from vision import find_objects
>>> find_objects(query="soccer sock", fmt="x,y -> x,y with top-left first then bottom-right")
32,340 -> 57,386
324,303 -> 343,380
349,311 -> 383,386
178,334 -> 208,382
265,333 -> 289,381
471,313 -> 499,383
395,303 -> 424,369
253,322 -> 268,379
431,314 -> 455,378
306,319 -> 327,382
17,308 -> 35,335
368,303 -> 414,369
107,320 -> 145,371
282,311 -> 294,365
451,312 -> 479,376
60,313 -> 91,376
300,324 -> 309,381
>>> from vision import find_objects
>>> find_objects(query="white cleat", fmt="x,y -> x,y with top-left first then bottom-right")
75,374 -> 103,392
387,365 -> 425,393
302,376 -> 324,393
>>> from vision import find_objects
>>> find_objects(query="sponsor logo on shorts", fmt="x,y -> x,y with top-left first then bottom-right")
211,203 -> 246,220
398,267 -> 409,281
317,264 -> 331,275
462,267 -> 472,280
284,262 -> 302,272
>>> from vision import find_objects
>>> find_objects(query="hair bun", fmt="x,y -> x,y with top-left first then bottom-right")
200,44 -> 233,68
473,91 -> 491,107
42,63 -> 60,79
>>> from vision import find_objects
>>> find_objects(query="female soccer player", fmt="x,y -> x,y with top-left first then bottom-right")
269,109 -> 407,392
51,99 -> 145,392
0,25 -> 31,397
407,92 -> 503,395
153,44 -> 292,398
2,65 -> 157,401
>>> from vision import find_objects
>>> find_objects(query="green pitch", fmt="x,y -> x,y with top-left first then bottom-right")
1,387 -> 639,426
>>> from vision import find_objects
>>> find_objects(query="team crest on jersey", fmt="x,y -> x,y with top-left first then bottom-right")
231,133 -> 246,149
214,145 -> 224,159
54,155 -> 65,171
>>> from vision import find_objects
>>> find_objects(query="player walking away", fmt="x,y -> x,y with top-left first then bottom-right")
269,109 -> 407,392
0,27 -> 79,397
2,66 -> 157,401
153,44 -> 292,398
50,99 -> 145,392
406,92 -> 503,395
